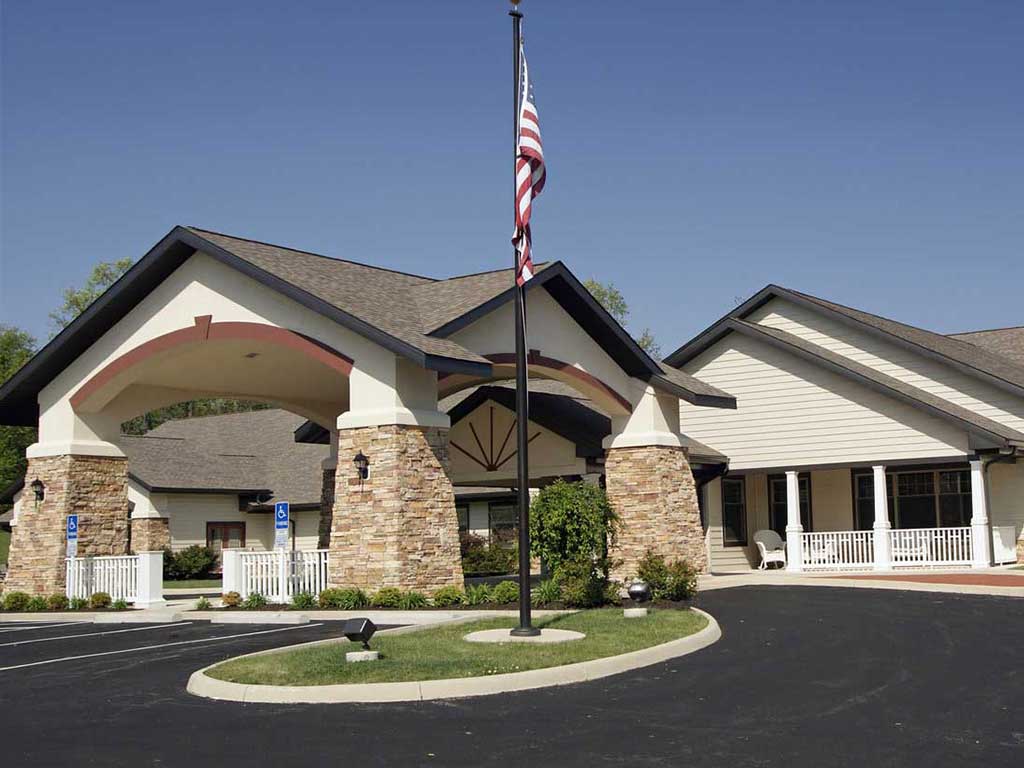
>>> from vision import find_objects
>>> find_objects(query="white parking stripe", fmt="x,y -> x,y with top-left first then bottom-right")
0,623 -> 325,672
0,621 -> 91,634
0,622 -> 193,648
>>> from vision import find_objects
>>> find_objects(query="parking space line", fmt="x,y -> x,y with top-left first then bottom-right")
0,622 -> 193,648
0,621 -> 91,634
0,623 -> 325,672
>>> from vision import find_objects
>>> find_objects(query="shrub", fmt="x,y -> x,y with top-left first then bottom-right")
2,591 -> 31,612
318,587 -> 370,610
371,587 -> 403,608
112,598 -> 129,611
164,545 -> 218,581
47,594 -> 70,611
89,592 -> 112,609
70,597 -> 89,610
532,579 -> 561,606
221,591 -> 242,608
637,551 -> 698,602
431,586 -> 465,608
556,556 -> 610,609
490,580 -> 520,604
26,596 -> 49,612
241,592 -> 268,610
464,583 -> 492,606
530,480 -> 617,575
291,591 -> 317,610
397,591 -> 429,610
461,542 -> 518,576
195,596 -> 212,610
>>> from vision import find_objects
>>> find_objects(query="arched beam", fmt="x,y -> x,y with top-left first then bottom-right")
71,316 -> 353,411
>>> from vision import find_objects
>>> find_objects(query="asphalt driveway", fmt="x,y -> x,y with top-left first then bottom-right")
1,586 -> 1020,767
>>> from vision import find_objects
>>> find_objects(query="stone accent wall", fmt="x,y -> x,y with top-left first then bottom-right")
1017,535 -> 1024,565
5,454 -> 130,595
605,444 -> 707,582
329,425 -> 463,592
318,468 -> 336,549
130,517 -> 170,553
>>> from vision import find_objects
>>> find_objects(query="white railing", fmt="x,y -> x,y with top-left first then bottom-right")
889,527 -> 973,568
66,555 -> 138,601
800,531 -> 875,571
236,549 -> 330,603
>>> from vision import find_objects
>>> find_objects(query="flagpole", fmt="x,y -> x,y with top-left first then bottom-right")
509,0 -> 538,637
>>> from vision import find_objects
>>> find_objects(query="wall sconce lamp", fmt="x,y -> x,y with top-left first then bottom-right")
30,478 -> 45,502
353,451 -> 370,481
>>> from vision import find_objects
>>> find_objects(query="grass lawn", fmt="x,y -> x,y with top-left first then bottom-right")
207,607 -> 707,686
0,528 -> 9,566
162,578 -> 222,589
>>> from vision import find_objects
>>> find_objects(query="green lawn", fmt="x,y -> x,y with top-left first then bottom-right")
207,607 -> 707,686
162,578 -> 222,589
0,528 -> 10,566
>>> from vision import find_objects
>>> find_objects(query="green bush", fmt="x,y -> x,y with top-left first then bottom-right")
461,543 -> 518,576
464,583 -> 492,606
112,598 -> 129,611
2,591 -> 31,612
291,591 -> 316,610
530,479 -> 617,575
26,596 -> 49,612
532,579 -> 561,606
318,587 -> 370,610
371,588 -> 403,608
70,597 -> 89,610
195,596 -> 212,610
221,591 -> 242,608
397,591 -> 429,610
89,592 -> 112,609
241,592 -> 268,610
431,586 -> 465,608
47,594 -> 70,611
637,551 -> 698,602
164,545 -> 218,580
556,556 -> 610,609
490,580 -> 520,604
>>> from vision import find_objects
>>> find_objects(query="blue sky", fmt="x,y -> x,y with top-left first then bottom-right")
2,0 -> 1022,353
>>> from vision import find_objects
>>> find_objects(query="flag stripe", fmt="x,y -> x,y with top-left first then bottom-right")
513,40 -> 545,287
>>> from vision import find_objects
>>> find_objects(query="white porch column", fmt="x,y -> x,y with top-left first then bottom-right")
784,470 -> 803,572
221,550 -> 242,596
134,551 -> 166,610
969,459 -> 992,569
872,465 -> 892,571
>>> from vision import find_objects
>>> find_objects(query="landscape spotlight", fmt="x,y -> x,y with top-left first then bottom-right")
353,451 -> 370,480
342,617 -> 377,650
30,478 -> 44,502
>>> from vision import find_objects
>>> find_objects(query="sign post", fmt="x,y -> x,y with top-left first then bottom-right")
274,502 -> 290,550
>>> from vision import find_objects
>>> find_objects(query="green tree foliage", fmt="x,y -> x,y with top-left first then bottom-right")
0,326 -> 38,501
49,258 -> 134,333
582,279 -> 661,357
529,479 -> 617,575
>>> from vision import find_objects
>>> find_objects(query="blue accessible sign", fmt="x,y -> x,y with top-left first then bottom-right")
274,502 -> 290,549
66,514 -> 78,558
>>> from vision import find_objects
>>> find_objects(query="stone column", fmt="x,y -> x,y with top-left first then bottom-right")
130,517 -> 170,553
328,424 -> 463,592
969,459 -> 992,568
784,470 -> 804,572
5,453 -> 130,596
871,464 -> 892,571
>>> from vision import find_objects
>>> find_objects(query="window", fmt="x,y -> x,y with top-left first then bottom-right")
455,504 -> 469,533
853,467 -> 971,530
206,522 -> 246,570
938,470 -> 972,527
721,477 -> 747,546
488,502 -> 517,548
768,474 -> 812,536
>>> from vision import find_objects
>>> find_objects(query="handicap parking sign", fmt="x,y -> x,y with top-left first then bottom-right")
66,515 -> 78,558
274,502 -> 289,549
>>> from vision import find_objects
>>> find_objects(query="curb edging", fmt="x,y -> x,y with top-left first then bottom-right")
186,608 -> 720,704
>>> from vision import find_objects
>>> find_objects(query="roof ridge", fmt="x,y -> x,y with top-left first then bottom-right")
435,261 -> 553,283
949,325 -> 1024,336
187,226 -> 437,283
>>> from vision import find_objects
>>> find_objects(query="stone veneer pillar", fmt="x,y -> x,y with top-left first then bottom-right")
318,467 -> 336,549
5,454 -> 131,595
130,517 -> 170,553
328,424 -> 463,592
604,444 -> 707,582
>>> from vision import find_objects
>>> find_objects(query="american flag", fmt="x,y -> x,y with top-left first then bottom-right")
513,40 -> 545,286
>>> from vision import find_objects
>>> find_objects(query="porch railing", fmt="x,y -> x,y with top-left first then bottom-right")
799,531 -> 874,571
65,555 -> 138,601
233,549 -> 330,603
889,527 -> 973,568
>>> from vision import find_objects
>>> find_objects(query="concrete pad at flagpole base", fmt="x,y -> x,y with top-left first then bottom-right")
186,608 -> 720,704
463,628 -> 585,644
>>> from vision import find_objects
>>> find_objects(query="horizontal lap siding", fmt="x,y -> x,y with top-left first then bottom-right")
681,334 -> 968,471
989,462 -> 1024,547
704,477 -> 755,571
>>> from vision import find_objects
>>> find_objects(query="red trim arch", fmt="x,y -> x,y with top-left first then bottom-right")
70,316 -> 353,410
439,351 -> 632,414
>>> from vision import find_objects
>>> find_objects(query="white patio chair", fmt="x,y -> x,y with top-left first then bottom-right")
754,530 -> 786,570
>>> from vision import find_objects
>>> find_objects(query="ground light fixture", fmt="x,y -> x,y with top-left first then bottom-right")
30,478 -> 44,501
353,451 -> 370,480
342,618 -> 380,663
625,580 -> 651,619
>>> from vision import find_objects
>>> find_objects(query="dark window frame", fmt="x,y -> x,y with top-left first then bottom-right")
851,465 -> 972,531
767,472 -> 813,535
205,521 -> 247,550
721,476 -> 748,547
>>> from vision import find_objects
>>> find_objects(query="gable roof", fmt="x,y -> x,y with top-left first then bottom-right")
0,226 -> 732,426
950,326 -> 1024,368
665,284 -> 1024,401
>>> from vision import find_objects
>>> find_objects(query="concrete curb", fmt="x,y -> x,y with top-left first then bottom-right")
699,572 -> 1024,598
186,608 -> 720,704
94,611 -> 184,624
209,612 -> 309,625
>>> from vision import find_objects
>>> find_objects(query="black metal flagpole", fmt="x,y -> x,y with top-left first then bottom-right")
509,0 -> 539,637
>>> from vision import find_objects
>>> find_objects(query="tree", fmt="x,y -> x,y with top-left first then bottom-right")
583,279 -> 661,357
529,479 -> 617,575
49,258 -> 134,333
0,326 -> 38,502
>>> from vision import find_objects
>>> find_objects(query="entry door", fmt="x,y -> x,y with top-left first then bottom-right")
206,522 -> 246,569
768,475 -> 811,537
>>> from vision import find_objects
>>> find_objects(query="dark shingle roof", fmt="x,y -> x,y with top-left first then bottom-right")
949,326 -> 1024,368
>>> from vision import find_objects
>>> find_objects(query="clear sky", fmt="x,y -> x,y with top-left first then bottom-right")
2,0 -> 1021,353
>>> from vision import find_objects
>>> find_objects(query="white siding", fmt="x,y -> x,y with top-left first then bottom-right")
681,333 -> 969,470
989,462 -> 1024,551
810,469 -> 855,531
704,476 -> 756,572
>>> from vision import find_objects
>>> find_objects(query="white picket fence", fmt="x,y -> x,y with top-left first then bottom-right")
800,530 -> 875,571
65,555 -> 138,601
889,527 -> 973,568
229,549 -> 330,603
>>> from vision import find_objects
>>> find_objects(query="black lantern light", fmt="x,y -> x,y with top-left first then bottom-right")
30,478 -> 45,502
353,451 -> 369,480
342,617 -> 377,650
627,580 -> 651,604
